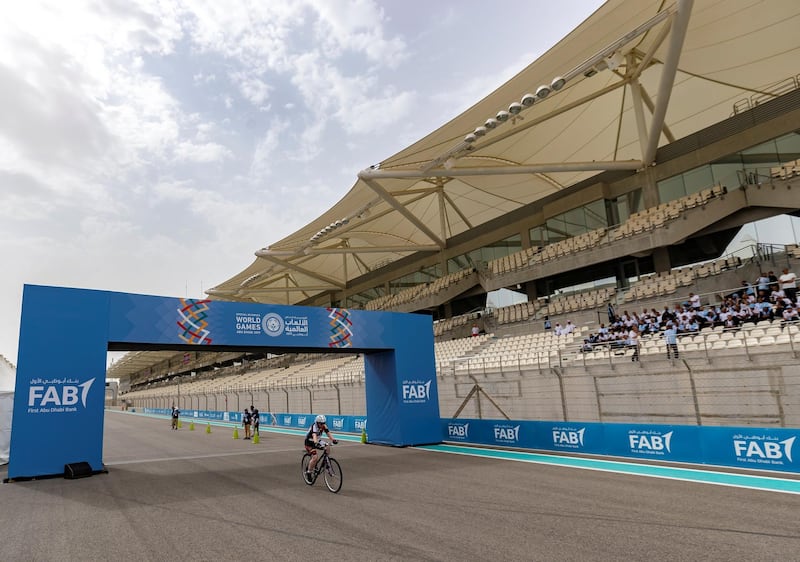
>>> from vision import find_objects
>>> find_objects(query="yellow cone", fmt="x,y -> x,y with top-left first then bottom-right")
178,420 -> 183,429
361,427 -> 367,444
189,421 -> 195,431
252,433 -> 260,444
233,427 -> 239,439
205,423 -> 211,434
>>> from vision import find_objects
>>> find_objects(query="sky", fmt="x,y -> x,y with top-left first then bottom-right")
0,0 -> 611,365
4,1 -> 798,369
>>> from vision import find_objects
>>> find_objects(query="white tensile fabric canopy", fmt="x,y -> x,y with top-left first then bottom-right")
208,0 -> 800,306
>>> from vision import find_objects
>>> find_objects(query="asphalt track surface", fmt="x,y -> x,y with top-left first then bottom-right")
1,412 -> 799,561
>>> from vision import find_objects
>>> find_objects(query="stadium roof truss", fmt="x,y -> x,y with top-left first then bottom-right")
207,0 -> 800,306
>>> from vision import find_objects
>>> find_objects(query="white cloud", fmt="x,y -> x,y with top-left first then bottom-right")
250,119 -> 291,179
173,140 -> 233,163
230,71 -> 273,106
309,0 -> 408,67
0,0 -> 610,368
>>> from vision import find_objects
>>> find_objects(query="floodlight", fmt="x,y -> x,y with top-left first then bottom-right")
536,85 -> 550,99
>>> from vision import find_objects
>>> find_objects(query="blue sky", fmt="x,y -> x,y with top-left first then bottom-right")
0,0 -> 611,364
11,0 -> 800,369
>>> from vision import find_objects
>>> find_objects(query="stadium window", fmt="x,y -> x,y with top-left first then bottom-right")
546,216 -> 567,245
740,138 -> 779,167
585,199 -> 607,230
657,175 -> 685,205
682,165 -> 714,195
564,207 -> 585,237
529,225 -> 546,248
775,132 -> 800,162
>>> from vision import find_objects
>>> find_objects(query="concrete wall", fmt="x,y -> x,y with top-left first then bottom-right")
130,347 -> 800,429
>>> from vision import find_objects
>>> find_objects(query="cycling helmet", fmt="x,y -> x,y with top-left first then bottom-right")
315,414 -> 326,424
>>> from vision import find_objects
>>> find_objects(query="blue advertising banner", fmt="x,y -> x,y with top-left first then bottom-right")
442,419 -> 800,474
700,426 -> 799,472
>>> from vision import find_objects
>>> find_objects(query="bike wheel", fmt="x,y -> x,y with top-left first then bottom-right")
323,458 -> 342,493
300,453 -> 314,485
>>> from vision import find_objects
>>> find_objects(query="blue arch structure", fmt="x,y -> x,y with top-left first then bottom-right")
9,285 -> 441,480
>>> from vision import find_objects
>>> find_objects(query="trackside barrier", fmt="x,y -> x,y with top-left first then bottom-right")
142,408 -> 367,434
142,408 -> 799,474
442,419 -> 800,474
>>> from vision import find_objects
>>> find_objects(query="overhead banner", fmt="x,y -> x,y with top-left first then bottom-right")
9,285 -> 439,480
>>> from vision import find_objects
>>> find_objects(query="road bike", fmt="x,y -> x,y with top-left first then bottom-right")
301,439 -> 342,493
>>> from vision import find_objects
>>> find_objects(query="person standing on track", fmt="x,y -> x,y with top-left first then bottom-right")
242,408 -> 252,440
252,407 -> 260,436
171,405 -> 180,430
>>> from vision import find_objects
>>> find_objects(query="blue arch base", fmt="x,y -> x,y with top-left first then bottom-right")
8,285 -> 441,480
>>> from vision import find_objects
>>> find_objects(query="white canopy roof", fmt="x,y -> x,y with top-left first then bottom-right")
209,0 -> 800,304
0,355 -> 15,392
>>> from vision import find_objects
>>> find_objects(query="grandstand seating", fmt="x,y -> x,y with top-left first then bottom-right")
365,268 -> 474,311
481,187 -> 728,285
120,313 -> 800,410
770,159 -> 800,180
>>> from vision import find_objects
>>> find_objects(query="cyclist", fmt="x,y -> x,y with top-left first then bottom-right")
304,415 -> 338,479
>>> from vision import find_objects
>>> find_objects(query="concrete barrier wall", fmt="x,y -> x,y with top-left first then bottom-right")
129,352 -> 800,429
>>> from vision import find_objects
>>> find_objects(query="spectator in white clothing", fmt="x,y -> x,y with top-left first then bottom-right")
779,267 -> 797,303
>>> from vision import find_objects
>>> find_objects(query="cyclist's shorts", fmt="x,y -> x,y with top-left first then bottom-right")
304,439 -> 318,454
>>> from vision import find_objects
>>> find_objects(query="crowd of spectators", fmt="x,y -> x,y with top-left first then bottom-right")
579,267 -> 799,355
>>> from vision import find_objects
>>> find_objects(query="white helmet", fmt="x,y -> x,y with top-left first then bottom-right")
315,415 -> 326,424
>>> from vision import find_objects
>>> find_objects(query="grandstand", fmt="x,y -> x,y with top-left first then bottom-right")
111,0 -> 800,430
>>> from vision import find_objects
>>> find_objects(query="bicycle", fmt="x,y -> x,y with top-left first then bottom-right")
301,439 -> 342,493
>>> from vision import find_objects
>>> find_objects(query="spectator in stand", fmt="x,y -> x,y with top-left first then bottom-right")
664,323 -> 679,360
756,272 -> 770,296
689,292 -> 701,310
543,316 -> 552,331
757,297 -> 774,321
783,305 -> 799,326
661,305 -> 675,327
554,323 -> 562,336
471,323 -> 480,337
779,267 -> 797,303
628,326 -> 640,362
563,321 -> 575,335
768,270 -> 779,293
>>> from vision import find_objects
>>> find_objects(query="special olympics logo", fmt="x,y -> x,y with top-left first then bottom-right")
262,313 -> 284,337
327,307 -> 353,348
177,298 -> 212,344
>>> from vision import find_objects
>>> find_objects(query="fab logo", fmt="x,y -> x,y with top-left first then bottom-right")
733,435 -> 795,466
628,430 -> 673,456
552,427 -> 586,449
401,379 -> 431,404
447,422 -> 469,440
493,424 -> 520,444
27,377 -> 95,414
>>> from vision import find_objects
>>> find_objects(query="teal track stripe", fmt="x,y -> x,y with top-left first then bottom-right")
417,443 -> 800,495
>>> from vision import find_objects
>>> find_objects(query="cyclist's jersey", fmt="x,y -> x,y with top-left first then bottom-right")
305,422 -> 330,442
171,409 -> 180,419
